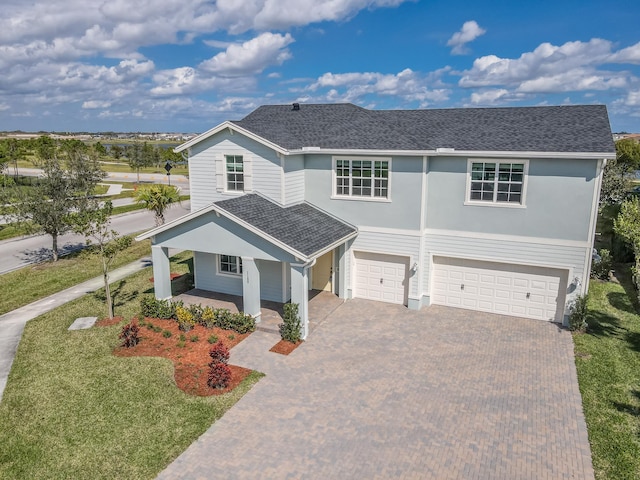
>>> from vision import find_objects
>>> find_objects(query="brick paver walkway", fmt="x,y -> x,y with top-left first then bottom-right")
157,300 -> 593,479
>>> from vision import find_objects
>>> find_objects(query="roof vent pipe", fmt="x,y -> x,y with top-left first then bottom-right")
292,103 -> 300,111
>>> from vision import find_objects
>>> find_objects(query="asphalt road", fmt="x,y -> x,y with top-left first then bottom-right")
0,201 -> 191,274
15,167 -> 190,189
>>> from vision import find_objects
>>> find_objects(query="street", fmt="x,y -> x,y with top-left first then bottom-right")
0,201 -> 191,274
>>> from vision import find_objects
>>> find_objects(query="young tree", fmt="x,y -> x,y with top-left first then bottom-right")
600,158 -> 628,206
134,184 -> 180,226
616,138 -> 640,175
72,200 -> 132,319
11,136 -> 105,261
126,143 -> 150,183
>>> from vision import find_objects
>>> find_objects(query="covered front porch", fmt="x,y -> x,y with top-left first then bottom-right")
174,289 -> 345,335
136,193 -> 357,339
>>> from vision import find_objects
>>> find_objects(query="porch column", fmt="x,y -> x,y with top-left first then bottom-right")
290,263 -> 310,340
151,245 -> 172,300
241,257 -> 261,322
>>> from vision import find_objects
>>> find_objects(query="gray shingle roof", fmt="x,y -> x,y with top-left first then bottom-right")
232,103 -> 614,153
214,194 -> 356,258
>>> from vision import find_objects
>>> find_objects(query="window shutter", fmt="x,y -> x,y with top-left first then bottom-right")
244,155 -> 253,192
215,154 -> 224,192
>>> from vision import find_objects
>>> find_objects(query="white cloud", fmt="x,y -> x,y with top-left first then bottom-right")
470,89 -> 509,104
459,38 -> 634,93
82,100 -> 112,109
447,20 -> 486,55
308,68 -> 450,106
199,33 -> 294,76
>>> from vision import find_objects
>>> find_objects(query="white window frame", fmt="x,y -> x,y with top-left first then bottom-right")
225,155 -> 244,192
331,156 -> 392,202
464,158 -> 529,208
217,254 -> 243,276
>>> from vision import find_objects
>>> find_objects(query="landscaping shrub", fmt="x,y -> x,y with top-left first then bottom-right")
140,296 -> 174,319
190,335 -> 199,342
207,334 -> 218,344
569,294 -> 589,332
207,363 -> 231,389
207,341 -> 231,389
279,302 -> 302,343
162,330 -> 172,338
201,306 -> 216,328
208,341 -> 230,364
591,248 -> 613,280
187,304 -> 204,324
213,309 -> 255,334
175,305 -> 195,332
119,321 -> 140,348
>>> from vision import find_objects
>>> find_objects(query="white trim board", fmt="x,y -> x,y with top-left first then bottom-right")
423,228 -> 590,248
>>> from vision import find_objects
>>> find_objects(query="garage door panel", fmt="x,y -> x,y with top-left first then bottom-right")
432,257 -> 566,322
354,252 -> 408,306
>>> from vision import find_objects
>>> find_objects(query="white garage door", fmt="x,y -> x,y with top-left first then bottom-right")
354,252 -> 409,305
431,257 -> 567,322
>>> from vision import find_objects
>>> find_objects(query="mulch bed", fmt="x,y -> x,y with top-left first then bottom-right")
269,339 -> 303,355
95,316 -> 125,327
113,318 -> 252,396
149,273 -> 183,283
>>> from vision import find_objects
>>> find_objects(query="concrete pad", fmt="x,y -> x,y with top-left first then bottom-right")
68,317 -> 98,330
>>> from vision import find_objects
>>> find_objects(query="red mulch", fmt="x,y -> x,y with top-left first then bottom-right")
149,273 -> 183,283
269,339 -> 303,355
113,318 -> 252,396
95,316 -> 125,327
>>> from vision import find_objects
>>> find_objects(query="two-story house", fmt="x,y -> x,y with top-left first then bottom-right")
137,103 -> 615,338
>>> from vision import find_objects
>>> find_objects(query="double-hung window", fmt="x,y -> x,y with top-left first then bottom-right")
225,155 -> 244,192
335,158 -> 390,199
219,255 -> 242,275
468,160 -> 527,205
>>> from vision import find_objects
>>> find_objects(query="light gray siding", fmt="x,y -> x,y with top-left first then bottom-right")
347,229 -> 422,299
194,254 -> 286,303
188,131 -> 283,210
425,156 -> 598,242
284,155 -> 305,205
304,155 -> 424,230
257,259 -> 285,302
194,252 -> 243,297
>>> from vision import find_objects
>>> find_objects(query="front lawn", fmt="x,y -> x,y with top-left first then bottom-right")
0,239 -> 152,316
0,251 -> 262,479
574,270 -> 640,480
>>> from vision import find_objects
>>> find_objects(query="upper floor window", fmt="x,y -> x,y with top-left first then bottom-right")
219,255 -> 242,275
467,160 -> 528,206
334,158 -> 390,199
226,155 -> 244,191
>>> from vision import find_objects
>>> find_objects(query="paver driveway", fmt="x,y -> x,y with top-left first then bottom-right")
157,299 -> 593,479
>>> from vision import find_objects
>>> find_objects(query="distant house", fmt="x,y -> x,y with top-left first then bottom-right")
137,103 -> 615,338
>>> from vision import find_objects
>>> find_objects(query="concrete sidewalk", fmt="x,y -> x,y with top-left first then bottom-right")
0,256 -> 152,402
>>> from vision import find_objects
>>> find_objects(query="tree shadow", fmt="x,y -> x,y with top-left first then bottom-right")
612,390 -> 640,422
20,242 -> 86,263
92,279 -> 139,316
607,291 -> 638,314
111,279 -> 139,311
612,263 -> 640,313
586,309 -> 627,339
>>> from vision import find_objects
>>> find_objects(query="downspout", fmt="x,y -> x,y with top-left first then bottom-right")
583,158 -> 607,293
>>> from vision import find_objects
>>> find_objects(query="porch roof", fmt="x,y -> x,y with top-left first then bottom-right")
136,194 -> 357,262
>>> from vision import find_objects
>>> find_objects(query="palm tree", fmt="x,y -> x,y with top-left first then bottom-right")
134,184 -> 180,226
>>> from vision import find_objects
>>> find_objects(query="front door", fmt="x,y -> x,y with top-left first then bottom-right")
312,251 -> 333,291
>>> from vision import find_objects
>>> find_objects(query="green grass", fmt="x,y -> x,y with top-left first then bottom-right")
574,270 -> 640,480
0,239 -> 153,316
0,250 -> 262,479
0,222 -> 32,241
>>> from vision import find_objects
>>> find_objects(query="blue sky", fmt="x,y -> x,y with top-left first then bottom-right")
1,0 -> 640,133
